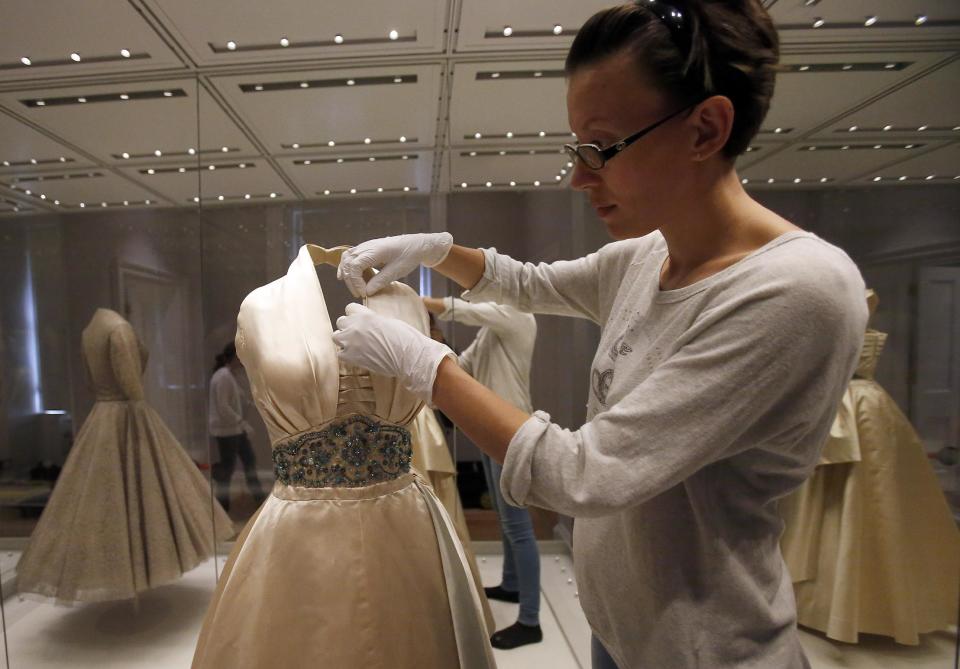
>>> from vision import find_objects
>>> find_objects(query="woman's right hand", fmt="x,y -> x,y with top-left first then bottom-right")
337,232 -> 453,296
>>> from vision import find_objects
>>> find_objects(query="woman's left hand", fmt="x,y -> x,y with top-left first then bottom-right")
333,303 -> 455,403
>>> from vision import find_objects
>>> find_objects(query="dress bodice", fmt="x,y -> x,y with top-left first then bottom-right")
81,308 -> 148,401
854,329 -> 886,380
236,245 -> 430,486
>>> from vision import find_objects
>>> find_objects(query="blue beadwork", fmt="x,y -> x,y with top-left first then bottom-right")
272,414 -> 412,488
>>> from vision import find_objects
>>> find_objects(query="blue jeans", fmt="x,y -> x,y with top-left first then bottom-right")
591,636 -> 621,669
481,453 -> 540,626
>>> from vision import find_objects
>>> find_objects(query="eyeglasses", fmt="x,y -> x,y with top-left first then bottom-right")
563,101 -> 698,170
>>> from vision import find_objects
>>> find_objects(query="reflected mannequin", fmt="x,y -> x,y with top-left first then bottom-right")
17,308 -> 233,603
779,290 -> 960,644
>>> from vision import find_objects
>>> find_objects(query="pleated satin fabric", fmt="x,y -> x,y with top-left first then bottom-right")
780,330 -> 960,644
192,246 -> 495,669
16,308 -> 233,603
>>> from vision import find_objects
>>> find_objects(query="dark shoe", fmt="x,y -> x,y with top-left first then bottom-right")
484,585 -> 520,603
490,621 -> 542,649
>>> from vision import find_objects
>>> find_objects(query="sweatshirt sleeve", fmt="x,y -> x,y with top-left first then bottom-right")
437,297 -> 518,336
499,270 -> 867,517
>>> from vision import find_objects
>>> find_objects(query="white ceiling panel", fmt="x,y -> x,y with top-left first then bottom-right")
457,0 -> 610,52
450,61 -> 570,148
813,58 -> 960,139
209,65 -> 441,155
147,0 -> 447,65
1,168 -> 164,209
276,152 -> 430,197
870,141 -> 960,185
0,111 -> 94,174
0,0 -> 184,81
770,0 -> 960,26
764,52 -> 949,137
448,148 -> 570,189
119,159 -> 291,206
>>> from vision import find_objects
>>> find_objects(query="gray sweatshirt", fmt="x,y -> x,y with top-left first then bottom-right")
463,230 -> 866,668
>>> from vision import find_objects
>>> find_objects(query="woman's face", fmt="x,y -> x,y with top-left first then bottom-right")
567,50 -> 696,240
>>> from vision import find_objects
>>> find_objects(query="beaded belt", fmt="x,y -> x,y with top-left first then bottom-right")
272,414 -> 412,488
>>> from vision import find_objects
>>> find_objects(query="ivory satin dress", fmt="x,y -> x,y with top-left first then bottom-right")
192,245 -> 495,669
16,308 -> 233,603
780,328 -> 960,645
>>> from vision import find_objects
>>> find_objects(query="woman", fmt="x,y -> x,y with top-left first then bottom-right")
334,2 -> 867,667
208,342 -> 265,512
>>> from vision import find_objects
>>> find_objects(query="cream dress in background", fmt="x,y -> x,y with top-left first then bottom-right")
16,308 -> 233,603
409,405 -> 495,632
192,245 -> 495,669
780,325 -> 960,644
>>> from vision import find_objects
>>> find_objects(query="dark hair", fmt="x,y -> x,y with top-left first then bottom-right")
213,342 -> 237,373
565,1 -> 779,158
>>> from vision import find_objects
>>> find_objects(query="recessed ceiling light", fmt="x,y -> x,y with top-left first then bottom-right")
208,164 -> 216,170
188,147 -> 196,155
499,151 -> 506,156
192,197 -> 199,203
40,194 -> 46,200
389,29 -> 399,41
799,65 -> 810,71
954,126 -> 960,131
54,200 -> 60,205
925,174 -> 935,180
244,193 -> 251,199
154,149 -> 162,157
291,142 -> 301,149
812,18 -> 825,28
280,37 -> 290,47
218,195 -> 225,201
491,72 -> 500,79
30,158 -> 37,164
377,187 -> 384,193
820,177 -> 829,183
899,176 -> 908,181
25,189 -> 31,195
270,192 -> 278,198
120,48 -> 131,58
59,156 -> 66,162
36,100 -> 46,106
510,181 -> 517,186
848,125 -> 857,132
793,178 -> 802,183
485,181 -> 492,187
70,52 -> 81,62
474,132 -> 482,139
915,15 -> 928,26
221,146 -> 229,152
334,34 -> 344,44
254,84 -> 264,91
324,189 -> 331,195
534,180 -> 541,186
239,163 -> 247,168
905,144 -> 915,149
78,96 -> 88,103
2,160 -> 8,166
327,141 -> 335,147
529,149 -> 536,155
503,26 -> 513,37
179,167 -> 186,173
393,77 -> 403,83
399,136 -> 407,142
121,152 -> 131,159
774,127 -> 783,133
163,90 -> 173,97
403,186 -> 411,192
147,169 -> 155,174
460,182 -> 468,188
807,146 -> 817,151
873,144 -> 882,149
364,137 -> 371,144
873,176 -> 882,182
884,63 -> 896,70
369,157 -> 376,162
864,16 -> 878,27
534,71 -> 543,77
300,82 -> 309,88
741,178 -> 749,184
804,0 -> 820,6
304,160 -> 312,165
469,151 -> 477,156
346,79 -> 355,86
20,57 -> 31,66
337,158 -> 344,163
841,145 -> 850,150
350,188 -> 357,194
767,178 -> 775,184
555,175 -> 562,181
506,131 -> 514,138
101,202 -> 107,207
883,124 -> 893,131
227,41 -> 237,50
79,202 -> 85,208
402,155 -> 409,160
918,125 -> 928,131
842,64 -> 853,70
553,24 -> 563,35
120,93 -> 129,100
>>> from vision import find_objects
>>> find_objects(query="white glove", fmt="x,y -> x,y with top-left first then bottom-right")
337,232 -> 453,297
332,303 -> 455,403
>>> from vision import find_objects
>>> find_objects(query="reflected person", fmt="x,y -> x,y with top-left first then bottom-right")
209,342 -> 265,512
424,296 -> 542,650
